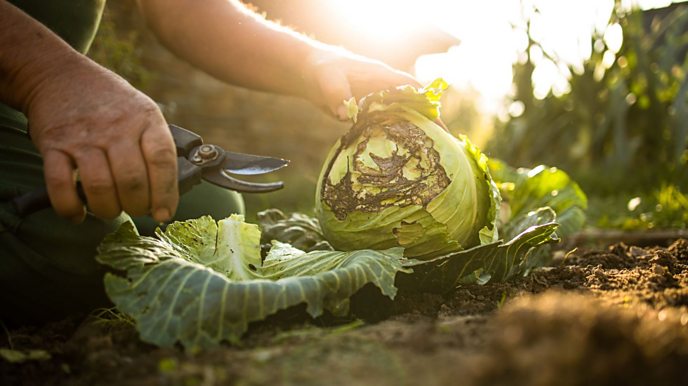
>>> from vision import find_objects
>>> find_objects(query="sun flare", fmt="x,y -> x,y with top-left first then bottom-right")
328,0 -> 681,114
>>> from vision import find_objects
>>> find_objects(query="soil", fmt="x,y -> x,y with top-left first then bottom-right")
2,239 -> 688,386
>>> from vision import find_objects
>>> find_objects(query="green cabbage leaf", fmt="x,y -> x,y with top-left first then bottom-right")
488,159 -> 588,239
96,214 -> 408,350
397,159 -> 587,292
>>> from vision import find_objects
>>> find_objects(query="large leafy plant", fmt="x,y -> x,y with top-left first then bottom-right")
96,81 -> 587,350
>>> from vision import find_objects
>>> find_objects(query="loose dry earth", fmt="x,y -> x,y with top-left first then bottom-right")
2,239 -> 688,386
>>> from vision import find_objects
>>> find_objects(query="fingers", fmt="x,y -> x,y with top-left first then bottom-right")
74,148 -> 121,219
43,150 -> 85,223
107,141 -> 150,216
351,64 -> 420,98
312,54 -> 423,122
41,119 -> 177,223
141,125 -> 178,223
314,65 -> 353,120
308,49 -> 424,121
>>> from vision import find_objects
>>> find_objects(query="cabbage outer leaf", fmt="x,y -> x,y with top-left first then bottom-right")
157,214 -> 261,281
96,218 -> 408,350
488,160 -> 588,239
398,209 -> 560,292
405,160 -> 588,291
258,209 -> 333,252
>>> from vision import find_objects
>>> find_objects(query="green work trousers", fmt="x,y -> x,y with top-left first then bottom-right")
0,109 -> 244,324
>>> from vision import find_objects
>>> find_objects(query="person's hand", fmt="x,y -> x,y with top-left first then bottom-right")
305,49 -> 421,120
25,58 -> 178,223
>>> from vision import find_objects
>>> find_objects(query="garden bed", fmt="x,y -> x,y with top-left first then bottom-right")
2,238 -> 687,386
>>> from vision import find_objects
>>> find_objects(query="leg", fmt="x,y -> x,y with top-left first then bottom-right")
0,117 -> 129,325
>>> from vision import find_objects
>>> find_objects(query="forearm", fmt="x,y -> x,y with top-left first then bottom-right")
0,0 -> 87,113
137,0 -> 331,98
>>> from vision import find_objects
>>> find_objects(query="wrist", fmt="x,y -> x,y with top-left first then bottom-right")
18,50 -> 89,115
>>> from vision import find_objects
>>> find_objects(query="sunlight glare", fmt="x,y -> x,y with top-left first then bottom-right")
604,23 -> 624,53
328,0 -> 435,42
413,0 -> 620,111
328,0 -> 686,114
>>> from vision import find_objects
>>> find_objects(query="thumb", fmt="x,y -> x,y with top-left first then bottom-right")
314,65 -> 353,121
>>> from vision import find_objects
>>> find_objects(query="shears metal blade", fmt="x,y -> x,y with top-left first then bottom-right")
171,124 -> 288,194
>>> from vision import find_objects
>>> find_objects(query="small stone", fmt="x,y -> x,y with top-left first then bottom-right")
652,264 -> 667,276
629,246 -> 647,258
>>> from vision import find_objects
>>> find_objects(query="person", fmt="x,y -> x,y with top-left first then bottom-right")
0,0 -> 419,324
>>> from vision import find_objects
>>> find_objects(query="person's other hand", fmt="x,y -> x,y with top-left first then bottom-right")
25,59 -> 178,223
306,49 -> 421,120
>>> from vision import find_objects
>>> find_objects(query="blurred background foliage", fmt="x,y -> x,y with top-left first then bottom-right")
89,0 -> 686,229
488,1 -> 688,229
88,2 -> 149,90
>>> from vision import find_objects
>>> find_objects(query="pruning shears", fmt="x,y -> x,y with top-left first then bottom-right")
12,124 -> 289,217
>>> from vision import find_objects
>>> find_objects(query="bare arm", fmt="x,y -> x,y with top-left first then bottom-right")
137,0 -> 418,118
0,0 -> 178,223
0,0 -> 78,111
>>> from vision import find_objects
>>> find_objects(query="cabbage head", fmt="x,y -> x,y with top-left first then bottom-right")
315,80 -> 501,259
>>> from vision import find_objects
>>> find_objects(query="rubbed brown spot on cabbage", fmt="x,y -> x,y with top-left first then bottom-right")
322,114 -> 450,220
